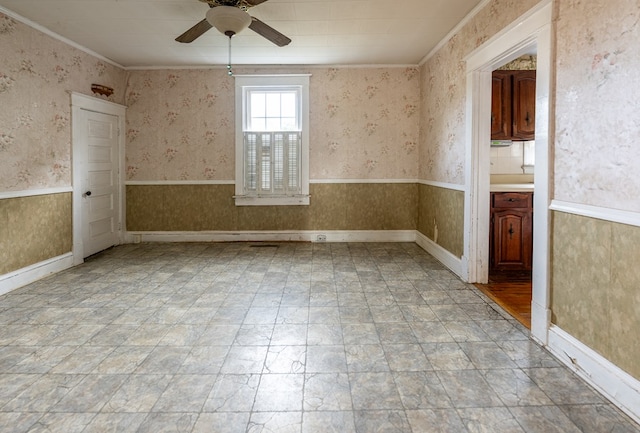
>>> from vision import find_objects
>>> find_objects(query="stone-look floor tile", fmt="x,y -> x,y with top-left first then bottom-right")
346,344 -> 390,372
376,323 -> 417,344
93,346 -> 152,374
436,370 -> 504,408
458,407 -> 525,433
234,324 -> 274,346
481,369 -> 553,407
203,374 -> 260,412
271,324 -> 308,345
370,305 -> 405,323
496,340 -> 560,368
443,321 -> 490,342
303,411 -> 356,433
192,412 -> 251,433
354,410 -> 412,433
26,412 -> 96,433
430,304 -> 472,322
253,373 -> 304,412
220,345 -> 268,374
406,409 -> 468,433
304,373 -> 353,411
476,320 -> 529,342
349,372 -> 403,410
0,374 -> 41,407
264,345 -> 306,374
197,324 -> 240,346
179,345 -> 229,374
158,324 -> 206,346
458,341 -> 518,369
87,324 -> 140,346
152,374 -> 215,412
123,323 -> 169,346
248,411 -> 302,433
2,374 -> 84,412
399,305 -> 437,322
422,342 -> 474,370
134,346 -> 191,374
509,406 -> 583,433
384,343 -> 431,372
410,322 -> 454,343
135,412 -> 198,433
103,374 -> 172,412
339,307 -> 374,323
49,345 -> 114,374
306,345 -> 348,373
524,367 -> 606,405
307,324 -> 343,345
342,323 -> 380,345
52,374 -> 128,412
82,413 -> 147,433
559,404 -> 640,433
243,307 -> 279,325
308,307 -> 340,325
0,412 -> 43,433
277,306 -> 310,324
394,371 -> 452,409
177,307 -> 218,325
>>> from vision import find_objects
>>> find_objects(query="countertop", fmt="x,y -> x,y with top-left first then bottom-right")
490,183 -> 535,192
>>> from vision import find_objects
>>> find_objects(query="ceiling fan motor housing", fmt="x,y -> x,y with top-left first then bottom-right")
206,6 -> 252,36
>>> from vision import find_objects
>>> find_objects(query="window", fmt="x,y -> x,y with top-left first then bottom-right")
234,75 -> 310,206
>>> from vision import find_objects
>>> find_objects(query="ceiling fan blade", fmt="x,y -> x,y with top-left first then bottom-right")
249,17 -> 291,47
176,18 -> 213,43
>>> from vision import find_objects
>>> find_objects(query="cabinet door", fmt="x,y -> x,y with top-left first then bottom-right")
491,71 -> 512,140
512,71 -> 536,140
491,209 -> 533,271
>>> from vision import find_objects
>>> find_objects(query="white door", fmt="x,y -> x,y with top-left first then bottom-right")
81,109 -> 120,257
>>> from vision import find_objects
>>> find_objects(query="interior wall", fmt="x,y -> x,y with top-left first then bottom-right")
549,0 -> 640,382
126,183 -> 418,232
417,185 -> 464,257
0,12 -> 126,275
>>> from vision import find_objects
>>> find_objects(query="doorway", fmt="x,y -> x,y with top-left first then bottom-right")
463,0 -> 552,344
71,92 -> 126,264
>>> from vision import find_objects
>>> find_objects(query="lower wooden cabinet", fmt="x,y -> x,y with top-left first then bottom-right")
490,192 -> 533,271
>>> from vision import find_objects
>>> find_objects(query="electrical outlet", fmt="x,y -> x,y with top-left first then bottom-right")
316,234 -> 327,242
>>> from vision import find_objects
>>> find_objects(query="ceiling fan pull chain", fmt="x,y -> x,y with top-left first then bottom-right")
227,35 -> 234,76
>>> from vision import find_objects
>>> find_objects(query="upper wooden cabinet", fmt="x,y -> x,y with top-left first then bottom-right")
491,70 -> 536,141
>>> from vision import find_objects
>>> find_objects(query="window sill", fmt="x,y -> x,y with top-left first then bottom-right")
234,195 -> 310,206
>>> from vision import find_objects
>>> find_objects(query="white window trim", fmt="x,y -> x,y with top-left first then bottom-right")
234,74 -> 311,206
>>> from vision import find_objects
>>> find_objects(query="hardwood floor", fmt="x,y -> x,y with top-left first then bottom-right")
474,271 -> 532,329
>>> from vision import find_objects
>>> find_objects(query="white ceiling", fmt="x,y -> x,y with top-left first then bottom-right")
0,0 -> 485,68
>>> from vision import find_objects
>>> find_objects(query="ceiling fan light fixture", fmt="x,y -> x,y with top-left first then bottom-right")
206,6 -> 252,37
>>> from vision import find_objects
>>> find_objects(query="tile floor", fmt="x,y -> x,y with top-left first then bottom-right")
0,242 -> 638,433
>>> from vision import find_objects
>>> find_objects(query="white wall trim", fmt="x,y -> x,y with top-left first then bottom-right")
547,325 -> 640,425
419,0 -> 492,65
125,230 -> 417,244
0,6 -> 123,69
550,200 -> 640,229
310,179 -> 417,184
125,180 -> 235,186
417,180 -> 466,191
0,187 -> 72,200
415,231 -> 465,279
0,253 -> 74,296
463,0 -> 553,347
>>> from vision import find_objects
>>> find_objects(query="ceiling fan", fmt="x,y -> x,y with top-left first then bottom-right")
176,0 -> 291,47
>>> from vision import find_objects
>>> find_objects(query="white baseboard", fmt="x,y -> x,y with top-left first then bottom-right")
547,325 -> 640,425
0,253 -> 75,296
125,230 -> 417,244
414,231 -> 464,279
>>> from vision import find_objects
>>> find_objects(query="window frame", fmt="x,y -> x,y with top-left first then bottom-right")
234,75 -> 310,206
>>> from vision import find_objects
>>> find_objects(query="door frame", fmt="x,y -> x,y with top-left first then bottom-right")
463,0 -> 553,344
71,92 -> 126,264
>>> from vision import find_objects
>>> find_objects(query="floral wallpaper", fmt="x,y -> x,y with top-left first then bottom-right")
554,0 -> 640,213
124,66 -> 420,181
418,0 -> 540,185
0,12 -> 126,192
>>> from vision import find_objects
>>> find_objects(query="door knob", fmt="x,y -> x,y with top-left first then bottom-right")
85,191 -> 92,197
